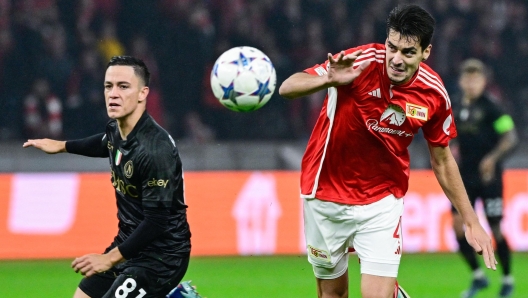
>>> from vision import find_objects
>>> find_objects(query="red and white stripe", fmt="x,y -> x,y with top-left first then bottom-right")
353,47 -> 385,67
417,68 -> 451,109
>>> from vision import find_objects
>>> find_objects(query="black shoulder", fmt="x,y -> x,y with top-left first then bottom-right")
137,118 -> 177,156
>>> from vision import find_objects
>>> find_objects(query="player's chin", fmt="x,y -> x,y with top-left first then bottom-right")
106,110 -> 120,119
388,75 -> 407,85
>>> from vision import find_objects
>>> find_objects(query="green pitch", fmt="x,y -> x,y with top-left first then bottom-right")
0,253 -> 526,297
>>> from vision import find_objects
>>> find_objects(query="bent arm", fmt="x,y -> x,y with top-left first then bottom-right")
485,128 -> 518,162
278,72 -> 330,100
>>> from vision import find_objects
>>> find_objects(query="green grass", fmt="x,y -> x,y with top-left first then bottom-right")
0,253 -> 526,297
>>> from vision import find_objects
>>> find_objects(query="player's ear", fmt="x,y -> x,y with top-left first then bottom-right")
422,44 -> 432,61
138,86 -> 149,103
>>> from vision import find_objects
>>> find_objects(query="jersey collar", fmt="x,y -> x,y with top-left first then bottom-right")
121,111 -> 150,145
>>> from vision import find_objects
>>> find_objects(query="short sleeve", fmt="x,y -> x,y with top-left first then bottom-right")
138,143 -> 180,209
422,95 -> 458,147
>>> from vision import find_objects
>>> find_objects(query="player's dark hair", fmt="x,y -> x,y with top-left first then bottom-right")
386,4 -> 435,50
107,56 -> 150,87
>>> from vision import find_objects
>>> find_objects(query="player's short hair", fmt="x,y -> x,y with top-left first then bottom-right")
386,4 -> 436,51
107,56 -> 151,87
460,58 -> 488,76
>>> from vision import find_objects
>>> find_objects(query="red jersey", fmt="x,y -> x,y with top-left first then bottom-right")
301,43 -> 457,205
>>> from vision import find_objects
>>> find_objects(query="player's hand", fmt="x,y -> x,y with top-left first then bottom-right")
22,138 -> 67,154
464,223 -> 497,270
326,50 -> 371,86
72,253 -> 113,277
479,155 -> 496,183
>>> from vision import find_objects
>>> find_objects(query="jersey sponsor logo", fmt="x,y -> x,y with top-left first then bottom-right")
381,104 -> 406,126
308,245 -> 330,263
111,170 -> 139,198
147,178 -> 169,188
366,104 -> 413,137
405,103 -> 428,121
124,160 -> 133,178
368,88 -> 381,98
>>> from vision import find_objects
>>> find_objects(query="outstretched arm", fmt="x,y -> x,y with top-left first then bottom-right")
23,138 -> 67,154
428,143 -> 497,270
279,50 -> 370,100
23,133 -> 108,157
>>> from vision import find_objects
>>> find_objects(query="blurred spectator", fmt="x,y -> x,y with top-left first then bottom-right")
23,78 -> 62,139
0,0 -> 527,142
97,20 -> 125,62
64,47 -> 106,138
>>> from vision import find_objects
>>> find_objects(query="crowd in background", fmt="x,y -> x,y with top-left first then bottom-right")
0,0 -> 527,143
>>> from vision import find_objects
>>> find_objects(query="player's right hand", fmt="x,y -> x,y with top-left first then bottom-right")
326,50 -> 371,86
23,138 -> 67,154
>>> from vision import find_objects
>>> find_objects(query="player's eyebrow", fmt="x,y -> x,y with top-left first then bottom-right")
104,81 -> 131,85
387,41 -> 417,52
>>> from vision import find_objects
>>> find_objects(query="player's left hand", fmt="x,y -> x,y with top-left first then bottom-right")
72,253 -> 113,277
479,155 -> 496,183
464,223 -> 498,270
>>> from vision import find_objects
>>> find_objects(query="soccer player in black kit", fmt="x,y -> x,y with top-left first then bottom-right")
451,59 -> 518,298
23,56 -> 200,298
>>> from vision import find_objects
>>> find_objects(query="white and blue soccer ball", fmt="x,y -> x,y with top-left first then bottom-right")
210,46 -> 276,112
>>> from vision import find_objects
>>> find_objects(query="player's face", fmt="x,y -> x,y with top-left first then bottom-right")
104,65 -> 148,120
459,72 -> 486,100
385,29 -> 431,85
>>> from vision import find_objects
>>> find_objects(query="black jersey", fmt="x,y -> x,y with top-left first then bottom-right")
101,112 -> 191,265
453,93 -> 506,176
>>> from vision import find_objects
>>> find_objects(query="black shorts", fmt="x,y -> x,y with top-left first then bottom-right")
452,175 -> 504,221
78,256 -> 189,298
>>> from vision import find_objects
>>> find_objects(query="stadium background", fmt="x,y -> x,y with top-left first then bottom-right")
1,0 -> 527,297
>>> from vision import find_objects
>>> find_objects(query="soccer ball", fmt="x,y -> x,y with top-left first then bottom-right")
210,46 -> 276,112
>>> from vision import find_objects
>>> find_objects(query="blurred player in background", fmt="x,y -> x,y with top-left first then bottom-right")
279,4 -> 497,298
23,56 -> 202,298
451,59 -> 518,298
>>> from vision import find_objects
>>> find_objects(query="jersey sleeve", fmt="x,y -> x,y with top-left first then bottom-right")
422,92 -> 458,147
486,99 -> 515,134
303,45 -> 366,76
138,142 -> 182,209
65,133 -> 108,157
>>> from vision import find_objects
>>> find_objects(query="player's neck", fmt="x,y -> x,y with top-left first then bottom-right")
117,108 -> 144,140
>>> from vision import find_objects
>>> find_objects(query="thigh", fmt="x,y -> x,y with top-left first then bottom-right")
353,195 -> 404,277
303,198 -> 355,269
78,270 -> 118,298
103,258 -> 189,298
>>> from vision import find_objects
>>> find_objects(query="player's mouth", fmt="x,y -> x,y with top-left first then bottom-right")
390,65 -> 405,74
108,103 -> 121,109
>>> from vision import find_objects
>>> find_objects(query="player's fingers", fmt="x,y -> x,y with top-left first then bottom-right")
71,256 -> 87,267
343,50 -> 363,61
328,53 -> 336,63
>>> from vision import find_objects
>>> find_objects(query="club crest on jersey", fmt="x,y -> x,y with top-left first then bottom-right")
124,160 -> 133,178
405,103 -> 428,121
308,245 -> 331,263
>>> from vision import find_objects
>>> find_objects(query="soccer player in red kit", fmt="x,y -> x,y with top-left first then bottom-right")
279,4 -> 497,298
